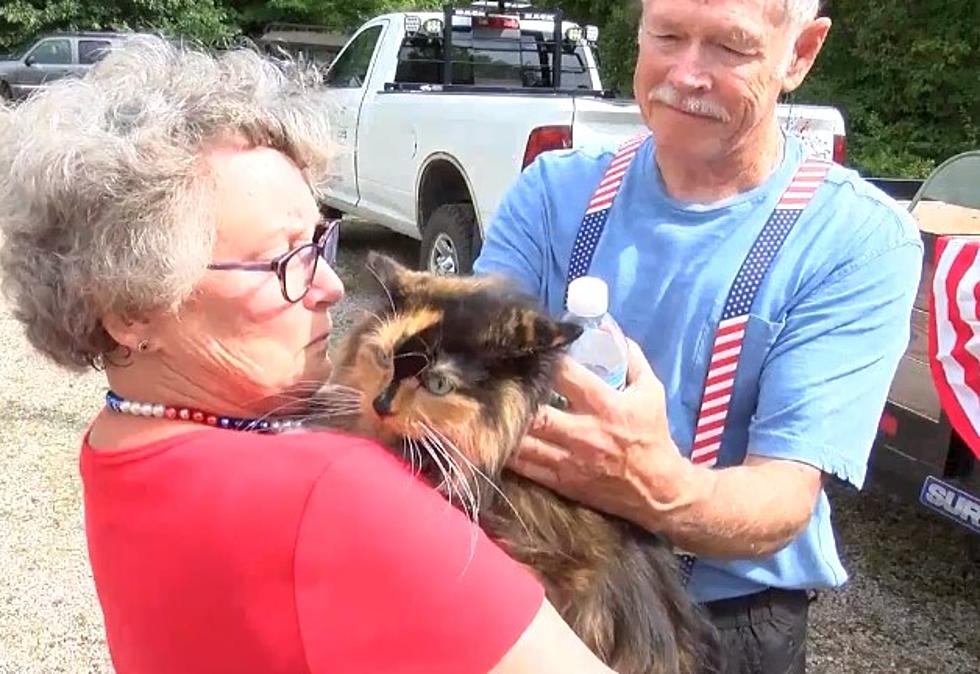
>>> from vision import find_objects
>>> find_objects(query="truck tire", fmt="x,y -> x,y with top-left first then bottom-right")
0,82 -> 12,101
420,203 -> 480,276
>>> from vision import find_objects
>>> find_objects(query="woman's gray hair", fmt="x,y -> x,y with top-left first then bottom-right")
0,35 -> 334,371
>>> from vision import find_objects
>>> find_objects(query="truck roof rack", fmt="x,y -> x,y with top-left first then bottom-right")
405,3 -> 599,91
466,1 -> 534,10
452,1 -> 561,23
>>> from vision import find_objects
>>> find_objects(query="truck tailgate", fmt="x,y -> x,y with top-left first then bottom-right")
571,98 -> 846,163
571,97 -> 647,149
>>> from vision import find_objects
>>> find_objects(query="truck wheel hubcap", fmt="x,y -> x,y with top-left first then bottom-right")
429,233 -> 458,276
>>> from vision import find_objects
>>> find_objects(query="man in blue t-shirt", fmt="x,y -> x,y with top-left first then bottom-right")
473,1 -> 923,672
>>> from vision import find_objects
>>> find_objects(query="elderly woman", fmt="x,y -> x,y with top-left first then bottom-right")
0,38 -> 614,674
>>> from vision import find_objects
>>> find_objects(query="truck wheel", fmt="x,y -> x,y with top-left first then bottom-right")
420,203 -> 480,276
0,82 -> 12,101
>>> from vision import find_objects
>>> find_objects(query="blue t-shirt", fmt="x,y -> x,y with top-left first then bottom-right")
473,133 -> 923,603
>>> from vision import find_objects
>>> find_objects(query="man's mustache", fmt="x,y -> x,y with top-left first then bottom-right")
647,84 -> 731,123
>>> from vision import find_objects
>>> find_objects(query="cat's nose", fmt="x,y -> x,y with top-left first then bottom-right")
373,387 -> 396,417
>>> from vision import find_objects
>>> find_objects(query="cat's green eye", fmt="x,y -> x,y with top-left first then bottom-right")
423,372 -> 455,396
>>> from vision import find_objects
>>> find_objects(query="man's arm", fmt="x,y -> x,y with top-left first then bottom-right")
512,235 -> 923,558
472,158 -> 551,294
629,453 -> 824,558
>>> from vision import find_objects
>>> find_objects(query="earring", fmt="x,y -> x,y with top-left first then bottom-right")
137,339 -> 150,353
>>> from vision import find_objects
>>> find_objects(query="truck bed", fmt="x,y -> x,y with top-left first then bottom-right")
872,199 -> 980,500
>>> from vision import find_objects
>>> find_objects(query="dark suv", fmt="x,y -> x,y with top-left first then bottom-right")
0,31 -> 143,101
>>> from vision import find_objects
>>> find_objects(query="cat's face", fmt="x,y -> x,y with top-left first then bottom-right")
328,253 -> 581,477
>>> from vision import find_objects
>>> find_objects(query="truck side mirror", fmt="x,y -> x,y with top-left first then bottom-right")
24,55 -> 36,66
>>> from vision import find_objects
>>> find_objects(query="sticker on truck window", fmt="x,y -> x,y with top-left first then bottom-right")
919,475 -> 980,535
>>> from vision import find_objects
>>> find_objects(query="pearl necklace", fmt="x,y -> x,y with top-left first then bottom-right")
104,390 -> 303,433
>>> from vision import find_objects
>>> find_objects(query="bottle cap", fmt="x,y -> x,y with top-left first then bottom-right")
567,276 -> 609,318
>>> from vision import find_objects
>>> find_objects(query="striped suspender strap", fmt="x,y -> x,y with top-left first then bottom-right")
564,133 -> 650,301
675,157 -> 832,583
564,137 -> 832,584
688,158 -> 833,467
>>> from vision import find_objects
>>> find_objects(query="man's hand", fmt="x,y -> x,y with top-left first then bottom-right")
509,337 -> 823,558
510,338 -> 709,531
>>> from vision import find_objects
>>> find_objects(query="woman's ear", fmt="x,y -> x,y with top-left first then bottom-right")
101,312 -> 155,354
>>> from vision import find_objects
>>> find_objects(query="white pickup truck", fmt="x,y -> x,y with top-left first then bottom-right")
318,1 -> 847,275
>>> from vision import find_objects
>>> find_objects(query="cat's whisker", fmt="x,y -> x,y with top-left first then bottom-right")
308,383 -> 365,400
416,420 -> 484,528
365,264 -> 397,314
415,423 -> 480,572
426,436 -> 477,522
415,421 -> 479,524
422,422 -> 479,502
418,420 -> 480,513
413,428 -> 456,509
301,397 -> 364,413
394,350 -> 431,367
349,305 -> 386,327
403,436 -> 423,478
241,383 -> 364,426
420,419 -> 532,541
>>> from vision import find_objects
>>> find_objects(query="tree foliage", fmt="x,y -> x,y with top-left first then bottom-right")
794,0 -> 979,177
226,0 -> 442,36
531,0 -> 978,178
0,1 -> 236,48
1,0 -> 976,178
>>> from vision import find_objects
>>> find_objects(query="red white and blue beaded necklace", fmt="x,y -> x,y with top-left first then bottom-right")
104,390 -> 302,433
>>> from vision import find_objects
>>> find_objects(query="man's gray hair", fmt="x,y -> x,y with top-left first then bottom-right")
0,36 -> 334,371
639,1 -> 821,26
785,0 -> 821,24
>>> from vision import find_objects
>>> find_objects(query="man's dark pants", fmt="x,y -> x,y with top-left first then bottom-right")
702,587 -> 814,674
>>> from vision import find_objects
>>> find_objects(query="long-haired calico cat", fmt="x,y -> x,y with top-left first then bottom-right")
323,252 -> 721,674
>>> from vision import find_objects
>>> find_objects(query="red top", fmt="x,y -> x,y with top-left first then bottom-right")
80,426 -> 544,674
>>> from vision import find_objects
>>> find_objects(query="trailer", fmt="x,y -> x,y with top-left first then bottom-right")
870,150 -> 980,544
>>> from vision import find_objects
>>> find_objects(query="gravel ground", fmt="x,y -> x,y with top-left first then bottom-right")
1,220 -> 977,673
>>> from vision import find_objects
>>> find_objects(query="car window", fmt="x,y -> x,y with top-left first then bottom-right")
325,25 -> 383,89
28,39 -> 72,65
4,40 -> 34,61
78,40 -> 112,65
395,28 -> 593,89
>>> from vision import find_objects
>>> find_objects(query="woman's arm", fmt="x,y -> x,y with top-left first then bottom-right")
293,435 -> 614,673
491,599 -> 616,673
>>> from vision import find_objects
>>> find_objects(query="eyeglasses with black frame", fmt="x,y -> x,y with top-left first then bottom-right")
206,219 -> 341,303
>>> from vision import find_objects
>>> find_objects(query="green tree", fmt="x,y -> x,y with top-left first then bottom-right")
537,0 -> 979,177
795,0 -> 980,177
226,0 -> 443,37
529,0 -> 641,97
0,0 -> 235,50
3,0 -> 975,179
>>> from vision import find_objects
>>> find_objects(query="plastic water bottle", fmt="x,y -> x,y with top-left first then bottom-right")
562,276 -> 629,391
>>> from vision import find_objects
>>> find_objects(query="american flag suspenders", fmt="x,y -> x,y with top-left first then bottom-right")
564,134 -> 831,583
565,133 -> 650,293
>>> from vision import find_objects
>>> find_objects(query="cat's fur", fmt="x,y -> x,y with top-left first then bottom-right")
323,252 -> 722,674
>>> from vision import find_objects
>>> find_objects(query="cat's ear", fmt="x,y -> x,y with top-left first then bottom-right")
501,313 -> 583,354
534,318 -> 583,351
366,251 -> 410,300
